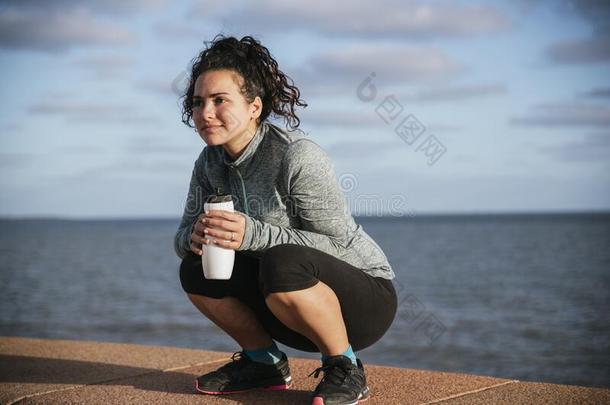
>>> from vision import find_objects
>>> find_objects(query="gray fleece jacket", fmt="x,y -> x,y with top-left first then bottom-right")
174,121 -> 395,280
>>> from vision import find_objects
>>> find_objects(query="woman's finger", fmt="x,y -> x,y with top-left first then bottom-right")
190,242 -> 203,256
191,230 -> 210,246
213,238 -> 240,250
203,217 -> 241,232
204,227 -> 238,242
196,214 -> 207,228
206,210 -> 243,222
194,220 -> 207,235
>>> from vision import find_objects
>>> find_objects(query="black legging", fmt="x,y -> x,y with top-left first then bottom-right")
179,244 -> 397,352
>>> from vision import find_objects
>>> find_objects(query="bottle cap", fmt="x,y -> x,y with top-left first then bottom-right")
207,187 -> 233,203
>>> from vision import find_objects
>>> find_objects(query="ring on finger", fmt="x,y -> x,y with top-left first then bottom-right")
230,231 -> 235,241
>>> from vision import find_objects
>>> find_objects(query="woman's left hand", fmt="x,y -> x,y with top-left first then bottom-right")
202,210 -> 246,250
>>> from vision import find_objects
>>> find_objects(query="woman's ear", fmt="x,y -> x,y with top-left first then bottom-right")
251,96 -> 263,119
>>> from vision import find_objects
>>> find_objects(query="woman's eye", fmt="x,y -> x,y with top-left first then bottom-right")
214,97 -> 225,104
192,99 -> 202,108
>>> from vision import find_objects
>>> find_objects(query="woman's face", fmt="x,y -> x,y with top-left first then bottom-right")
192,69 -> 261,158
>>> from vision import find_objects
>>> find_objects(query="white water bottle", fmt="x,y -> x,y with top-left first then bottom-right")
202,189 -> 235,280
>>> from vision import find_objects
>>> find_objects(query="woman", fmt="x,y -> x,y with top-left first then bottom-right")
175,35 -> 397,405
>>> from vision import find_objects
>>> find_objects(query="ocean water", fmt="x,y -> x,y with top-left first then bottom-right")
1,214 -> 608,388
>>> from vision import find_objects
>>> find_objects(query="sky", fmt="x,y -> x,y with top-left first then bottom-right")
0,0 -> 609,218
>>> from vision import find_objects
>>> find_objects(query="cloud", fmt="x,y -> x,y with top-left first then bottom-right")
151,20 -> 207,41
581,87 -> 610,98
60,145 -> 108,155
425,124 -> 463,132
0,0 -> 168,16
318,44 -> 462,80
299,109 -> 382,128
543,0 -> 610,64
299,107 -> 460,132
28,101 -> 163,126
134,71 -> 189,97
29,101 -> 126,117
408,83 -> 507,102
69,155 -> 190,182
71,54 -> 136,79
547,35 -> 610,64
538,132 -> 610,162
134,70 -> 194,100
125,135 -> 193,155
103,156 -> 188,174
556,0 -> 610,31
292,44 -> 464,97
135,79 -> 176,95
0,122 -> 23,134
0,152 -> 35,169
510,103 -> 610,127
190,0 -> 510,39
325,140 -> 402,159
0,8 -> 136,52
88,0 -> 168,15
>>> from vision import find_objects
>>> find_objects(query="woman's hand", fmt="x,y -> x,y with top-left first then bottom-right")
190,213 -> 208,256
201,210 -> 246,251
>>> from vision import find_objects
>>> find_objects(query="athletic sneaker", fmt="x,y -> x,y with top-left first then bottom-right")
195,351 -> 292,395
309,355 -> 370,405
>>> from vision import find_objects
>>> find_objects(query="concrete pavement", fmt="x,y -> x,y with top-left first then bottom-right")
1,337 -> 608,404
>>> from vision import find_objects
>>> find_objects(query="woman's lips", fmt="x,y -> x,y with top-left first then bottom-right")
202,125 -> 221,132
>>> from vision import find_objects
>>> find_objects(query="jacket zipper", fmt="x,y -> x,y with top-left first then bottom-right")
233,167 -> 250,215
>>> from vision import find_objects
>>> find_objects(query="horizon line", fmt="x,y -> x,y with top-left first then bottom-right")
1,209 -> 609,221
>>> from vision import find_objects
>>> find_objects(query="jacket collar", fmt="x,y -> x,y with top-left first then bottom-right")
222,121 -> 267,170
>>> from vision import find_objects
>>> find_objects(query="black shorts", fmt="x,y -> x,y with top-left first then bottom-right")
179,244 -> 397,352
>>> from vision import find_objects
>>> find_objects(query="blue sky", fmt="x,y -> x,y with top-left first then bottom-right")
1,0 -> 609,218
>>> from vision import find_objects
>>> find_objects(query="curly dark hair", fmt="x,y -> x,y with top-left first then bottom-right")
180,34 -> 307,130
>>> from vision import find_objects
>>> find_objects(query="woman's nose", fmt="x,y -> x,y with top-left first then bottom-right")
200,101 -> 214,120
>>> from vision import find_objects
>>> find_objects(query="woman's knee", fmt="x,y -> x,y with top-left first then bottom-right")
179,253 -> 232,298
179,253 -> 200,294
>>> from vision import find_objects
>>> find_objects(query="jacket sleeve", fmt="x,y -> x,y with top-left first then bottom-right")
238,139 -> 356,256
174,155 -> 214,259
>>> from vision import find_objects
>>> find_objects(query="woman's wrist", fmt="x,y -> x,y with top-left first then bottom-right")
238,214 -> 254,251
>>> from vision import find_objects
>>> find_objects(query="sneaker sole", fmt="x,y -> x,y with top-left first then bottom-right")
311,385 -> 370,405
195,378 -> 292,395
